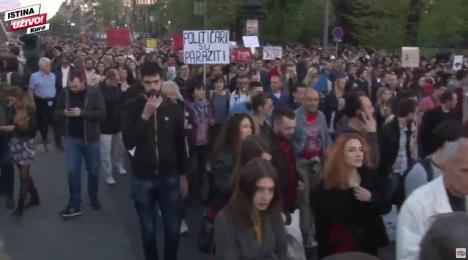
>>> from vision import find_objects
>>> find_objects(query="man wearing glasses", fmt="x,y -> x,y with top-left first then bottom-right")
122,61 -> 188,260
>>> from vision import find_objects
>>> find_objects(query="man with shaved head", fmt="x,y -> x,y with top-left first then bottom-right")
397,138 -> 468,260
292,87 -> 332,249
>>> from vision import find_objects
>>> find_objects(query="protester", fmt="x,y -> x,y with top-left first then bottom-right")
121,61 -> 187,260
99,69 -> 127,185
185,81 -> 213,200
314,133 -> 388,258
418,90 -> 459,157
323,73 -> 347,132
207,113 -> 255,219
3,87 -> 38,217
229,81 -> 264,114
337,91 -> 380,167
269,75 -> 290,110
29,57 -> 60,152
378,99 -> 417,203
229,75 -> 250,108
208,75 -> 230,146
173,63 -> 191,99
288,82 -> 306,111
293,88 -> 332,248
214,157 -> 287,260
374,87 -> 393,129
397,138 -> 468,260
269,107 -> 300,213
55,70 -> 106,217
250,93 -> 274,138
405,120 -> 467,197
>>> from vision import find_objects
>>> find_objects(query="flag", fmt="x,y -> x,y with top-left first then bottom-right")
194,0 -> 205,16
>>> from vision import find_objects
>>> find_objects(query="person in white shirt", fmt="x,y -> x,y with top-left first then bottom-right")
229,75 -> 250,108
397,138 -> 468,260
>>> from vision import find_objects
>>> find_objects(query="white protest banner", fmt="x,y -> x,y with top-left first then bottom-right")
243,36 -> 259,48
402,47 -> 420,68
263,46 -> 283,60
453,55 -> 464,71
183,30 -> 230,64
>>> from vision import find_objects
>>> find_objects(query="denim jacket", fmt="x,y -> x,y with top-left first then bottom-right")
292,107 -> 332,159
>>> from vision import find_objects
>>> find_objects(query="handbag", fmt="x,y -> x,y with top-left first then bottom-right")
198,215 -> 215,254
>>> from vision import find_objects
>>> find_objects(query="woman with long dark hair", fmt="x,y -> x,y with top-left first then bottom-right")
2,87 -> 38,216
215,157 -> 287,259
313,133 -> 388,258
207,114 -> 255,220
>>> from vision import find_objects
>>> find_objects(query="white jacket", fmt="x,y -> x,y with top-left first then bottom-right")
396,176 -> 452,260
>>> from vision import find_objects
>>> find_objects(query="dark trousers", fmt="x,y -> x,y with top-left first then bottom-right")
0,134 -> 14,197
34,96 -> 61,145
189,144 -> 208,199
132,173 -> 183,260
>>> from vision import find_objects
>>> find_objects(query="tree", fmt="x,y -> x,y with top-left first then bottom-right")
335,0 -> 408,49
418,0 -> 468,47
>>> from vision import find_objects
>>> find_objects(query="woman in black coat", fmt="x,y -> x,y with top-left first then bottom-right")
313,133 -> 389,258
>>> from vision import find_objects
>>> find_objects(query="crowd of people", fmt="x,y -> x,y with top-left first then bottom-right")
0,35 -> 467,260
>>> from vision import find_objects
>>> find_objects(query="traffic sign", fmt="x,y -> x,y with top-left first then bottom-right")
333,26 -> 344,42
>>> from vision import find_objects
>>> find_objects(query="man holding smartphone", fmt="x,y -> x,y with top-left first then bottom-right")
54,70 -> 106,218
122,61 -> 188,260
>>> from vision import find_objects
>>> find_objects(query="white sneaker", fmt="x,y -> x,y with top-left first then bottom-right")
117,166 -> 127,175
180,220 -> 189,235
105,176 -> 116,185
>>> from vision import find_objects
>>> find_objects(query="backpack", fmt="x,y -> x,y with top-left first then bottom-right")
392,157 -> 435,207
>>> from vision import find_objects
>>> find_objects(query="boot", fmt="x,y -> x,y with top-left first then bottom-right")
26,177 -> 40,208
12,197 -> 25,217
12,179 -> 28,217
26,186 -> 40,208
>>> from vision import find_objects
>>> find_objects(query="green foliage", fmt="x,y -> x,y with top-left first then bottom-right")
418,0 -> 468,47
340,0 -> 408,49
261,0 -> 325,44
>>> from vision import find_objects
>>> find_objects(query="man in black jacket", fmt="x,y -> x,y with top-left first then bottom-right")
379,98 -> 417,179
419,90 -> 459,157
122,61 -> 188,260
378,99 -> 417,206
172,63 -> 190,99
55,70 -> 106,218
99,69 -> 127,185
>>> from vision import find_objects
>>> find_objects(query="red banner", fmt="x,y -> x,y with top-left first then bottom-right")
173,35 -> 183,52
106,28 -> 131,47
233,48 -> 252,64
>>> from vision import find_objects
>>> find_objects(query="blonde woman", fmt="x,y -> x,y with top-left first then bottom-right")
375,87 -> 393,129
2,87 -> 38,217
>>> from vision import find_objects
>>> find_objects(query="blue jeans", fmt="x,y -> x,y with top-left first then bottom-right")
65,137 -> 100,209
131,173 -> 183,260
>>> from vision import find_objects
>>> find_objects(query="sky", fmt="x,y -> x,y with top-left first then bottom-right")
1,0 -> 64,19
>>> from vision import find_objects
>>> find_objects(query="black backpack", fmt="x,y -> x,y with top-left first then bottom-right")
392,157 -> 435,207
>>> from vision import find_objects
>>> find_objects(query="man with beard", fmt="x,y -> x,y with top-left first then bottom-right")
83,57 -> 100,87
122,61 -> 188,260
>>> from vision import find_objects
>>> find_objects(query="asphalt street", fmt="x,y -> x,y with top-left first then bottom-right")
0,146 -> 395,260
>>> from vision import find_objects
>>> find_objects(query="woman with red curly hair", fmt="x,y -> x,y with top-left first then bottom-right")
313,133 -> 389,258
